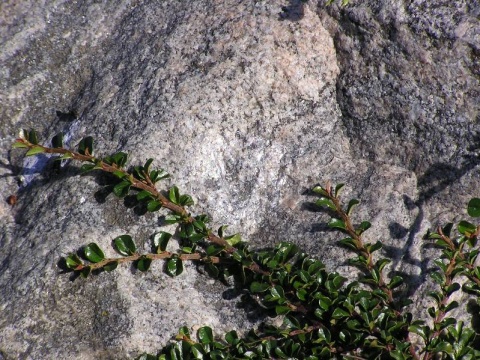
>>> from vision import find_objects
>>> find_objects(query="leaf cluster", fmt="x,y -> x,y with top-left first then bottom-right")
12,131 -> 480,359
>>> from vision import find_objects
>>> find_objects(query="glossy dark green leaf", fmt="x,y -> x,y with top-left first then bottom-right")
114,234 -> 137,256
312,185 -> 328,196
12,140 -> 29,149
83,243 -> 105,263
458,220 -> 476,235
388,275 -> 404,289
250,282 -> 269,293
165,214 -> 182,224
179,194 -> 194,206
80,266 -> 91,278
346,199 -> 360,216
332,307 -> 350,319
334,183 -> 345,197
147,200 -> 162,212
28,129 -> 39,145
152,232 -> 171,252
225,233 -> 241,246
445,283 -> 460,296
328,218 -> 346,231
408,325 -> 429,341
368,241 -> 382,253
25,146 -> 45,156
80,163 -> 96,172
104,261 -> 118,272
206,244 -> 223,256
51,132 -> 64,148
315,197 -> 335,210
434,342 -> 454,355
113,180 -> 131,197
168,186 -> 180,204
296,288 -> 307,301
376,258 -> 391,272
275,305 -> 290,315
137,256 -> 152,272
430,271 -> 445,285
338,237 -> 358,250
78,136 -> 94,156
166,257 -> 183,277
468,198 -> 480,218
225,330 -> 238,345
136,190 -> 153,201
444,301 -> 459,314
144,158 -> 154,172
356,221 -> 371,234
197,326 -> 213,344
65,253 -> 83,269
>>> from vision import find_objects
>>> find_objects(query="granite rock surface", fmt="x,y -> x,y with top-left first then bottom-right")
0,0 -> 479,358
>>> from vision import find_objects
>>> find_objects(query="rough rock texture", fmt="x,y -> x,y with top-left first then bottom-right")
0,0 -> 479,358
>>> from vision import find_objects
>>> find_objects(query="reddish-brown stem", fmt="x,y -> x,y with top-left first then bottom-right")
17,139 -> 233,250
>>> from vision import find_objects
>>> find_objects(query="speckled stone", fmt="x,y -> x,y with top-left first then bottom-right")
0,0 -> 479,358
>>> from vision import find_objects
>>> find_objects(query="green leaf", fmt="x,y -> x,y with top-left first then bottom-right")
137,256 -> 152,272
78,136 -> 94,156
113,180 -> 131,197
312,185 -> 328,196
206,244 -> 224,256
388,276 -> 404,289
104,261 -> 118,272
80,163 -> 96,172
25,146 -> 45,156
250,282 -> 269,293
225,331 -> 238,345
168,186 -> 180,204
197,326 -> 213,344
332,307 -> 350,319
147,200 -> 162,212
338,237 -> 358,250
296,288 -> 307,301
28,129 -> 39,145
444,301 -> 459,314
334,183 -> 345,197
165,214 -> 182,224
376,258 -> 391,272
408,325 -> 429,341
434,341 -> 454,355
57,152 -> 73,160
51,132 -> 64,148
65,253 -> 83,269
225,233 -> 241,246
315,197 -> 335,210
356,221 -> 371,234
137,190 -> 154,201
166,257 -> 183,277
367,241 -> 382,253
81,266 -> 91,278
144,158 -> 154,172
152,232 -> 172,252
468,198 -> 480,218
275,305 -> 290,315
179,194 -> 194,206
114,235 -> 137,256
12,140 -> 29,149
458,220 -> 476,235
346,199 -> 360,216
83,243 -> 105,263
328,218 -> 346,231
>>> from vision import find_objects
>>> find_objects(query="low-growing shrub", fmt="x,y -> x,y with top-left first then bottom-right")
12,130 -> 480,359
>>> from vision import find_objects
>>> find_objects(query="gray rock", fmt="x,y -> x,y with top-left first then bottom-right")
0,0 -> 478,358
